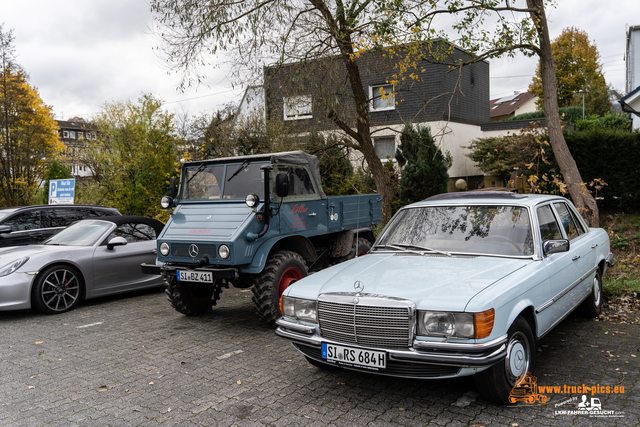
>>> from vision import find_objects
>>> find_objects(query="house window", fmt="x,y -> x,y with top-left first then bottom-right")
370,84 -> 395,111
374,136 -> 396,161
77,131 -> 83,139
283,96 -> 312,120
69,131 -> 75,139
63,130 -> 69,138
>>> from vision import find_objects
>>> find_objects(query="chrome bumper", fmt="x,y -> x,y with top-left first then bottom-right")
140,263 -> 236,280
275,318 -> 508,368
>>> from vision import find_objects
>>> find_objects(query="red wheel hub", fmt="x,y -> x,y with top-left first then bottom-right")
278,267 -> 302,298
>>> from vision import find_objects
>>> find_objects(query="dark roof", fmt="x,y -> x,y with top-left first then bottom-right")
85,216 -> 165,235
489,92 -> 537,119
0,204 -> 120,213
56,119 -> 99,131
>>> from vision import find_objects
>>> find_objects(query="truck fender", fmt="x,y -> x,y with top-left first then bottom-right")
240,235 -> 317,275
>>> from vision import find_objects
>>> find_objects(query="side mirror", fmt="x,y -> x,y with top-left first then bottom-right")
0,225 -> 11,235
169,176 -> 176,198
275,173 -> 289,198
543,239 -> 569,256
107,236 -> 127,250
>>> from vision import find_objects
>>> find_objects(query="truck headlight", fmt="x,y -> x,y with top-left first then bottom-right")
160,196 -> 173,209
159,242 -> 170,256
418,311 -> 474,338
0,257 -> 29,277
245,194 -> 260,208
282,296 -> 317,323
218,244 -> 230,259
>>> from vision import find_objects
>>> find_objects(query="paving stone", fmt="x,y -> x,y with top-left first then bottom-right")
1,287 -> 638,426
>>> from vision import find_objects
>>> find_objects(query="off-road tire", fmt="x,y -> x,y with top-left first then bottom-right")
475,316 -> 535,404
333,237 -> 372,264
580,269 -> 603,318
251,250 -> 308,326
165,275 -> 222,316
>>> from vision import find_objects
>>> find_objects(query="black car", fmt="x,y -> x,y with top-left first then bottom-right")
0,205 -> 121,248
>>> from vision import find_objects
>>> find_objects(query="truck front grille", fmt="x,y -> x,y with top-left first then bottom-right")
317,294 -> 414,349
171,243 -> 217,259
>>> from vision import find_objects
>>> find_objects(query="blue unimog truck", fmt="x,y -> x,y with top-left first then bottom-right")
142,151 -> 382,325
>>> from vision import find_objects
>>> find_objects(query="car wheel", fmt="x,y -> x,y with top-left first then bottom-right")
475,316 -> 535,404
251,250 -> 308,326
31,265 -> 82,314
581,269 -> 603,318
165,276 -> 223,316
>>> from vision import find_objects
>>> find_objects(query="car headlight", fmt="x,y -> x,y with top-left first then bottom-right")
160,196 -> 173,209
245,194 -> 260,208
417,309 -> 494,339
159,242 -> 170,256
0,257 -> 29,277
282,296 -> 317,323
218,244 -> 230,259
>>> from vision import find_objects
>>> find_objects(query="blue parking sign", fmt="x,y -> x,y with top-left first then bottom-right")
49,179 -> 75,204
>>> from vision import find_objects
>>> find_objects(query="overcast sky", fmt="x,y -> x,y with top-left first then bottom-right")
2,0 -> 638,121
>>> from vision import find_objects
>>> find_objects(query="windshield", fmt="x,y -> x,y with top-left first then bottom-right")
181,162 -> 265,201
377,205 -> 534,257
43,220 -> 113,246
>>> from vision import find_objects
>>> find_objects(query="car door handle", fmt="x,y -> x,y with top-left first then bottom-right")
308,212 -> 317,217
591,243 -> 598,249
572,256 -> 581,261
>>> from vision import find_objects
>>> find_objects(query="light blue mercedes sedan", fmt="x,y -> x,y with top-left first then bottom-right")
275,192 -> 614,404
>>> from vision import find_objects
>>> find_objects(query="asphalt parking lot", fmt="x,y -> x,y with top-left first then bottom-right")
0,287 -> 638,426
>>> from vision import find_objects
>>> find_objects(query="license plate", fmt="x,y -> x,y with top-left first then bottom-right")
176,270 -> 213,283
322,343 -> 386,370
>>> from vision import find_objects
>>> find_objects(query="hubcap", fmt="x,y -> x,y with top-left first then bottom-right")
41,269 -> 80,312
593,276 -> 601,307
278,267 -> 302,298
504,331 -> 530,386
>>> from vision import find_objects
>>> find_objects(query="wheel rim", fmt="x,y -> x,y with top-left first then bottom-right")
504,331 -> 530,386
593,276 -> 601,307
278,267 -> 302,298
41,269 -> 80,312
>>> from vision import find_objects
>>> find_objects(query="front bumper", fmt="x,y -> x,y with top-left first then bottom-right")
275,317 -> 508,374
0,272 -> 35,311
140,263 -> 236,280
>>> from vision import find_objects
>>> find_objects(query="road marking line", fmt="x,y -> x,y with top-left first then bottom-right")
77,322 -> 104,329
217,350 -> 244,359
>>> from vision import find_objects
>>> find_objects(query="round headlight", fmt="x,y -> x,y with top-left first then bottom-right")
160,196 -> 173,209
219,244 -> 230,259
245,194 -> 260,208
160,242 -> 170,256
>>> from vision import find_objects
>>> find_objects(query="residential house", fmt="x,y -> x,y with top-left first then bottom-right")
262,41 -> 490,192
56,118 -> 97,178
489,92 -> 538,122
623,25 -> 640,130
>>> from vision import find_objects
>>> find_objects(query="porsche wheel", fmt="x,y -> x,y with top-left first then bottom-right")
31,265 -> 82,314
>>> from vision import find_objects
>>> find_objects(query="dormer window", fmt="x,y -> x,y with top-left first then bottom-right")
370,84 -> 395,111
283,96 -> 312,120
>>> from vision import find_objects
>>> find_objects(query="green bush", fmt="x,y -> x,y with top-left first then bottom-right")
574,111 -> 631,132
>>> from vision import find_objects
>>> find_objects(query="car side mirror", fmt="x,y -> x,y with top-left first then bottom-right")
275,173 -> 289,198
0,225 -> 11,235
543,239 -> 569,256
169,176 -> 176,198
107,236 -> 128,250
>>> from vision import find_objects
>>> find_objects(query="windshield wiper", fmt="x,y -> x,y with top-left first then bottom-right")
393,243 -> 452,257
373,244 -> 452,257
227,160 -> 249,182
186,163 -> 206,185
